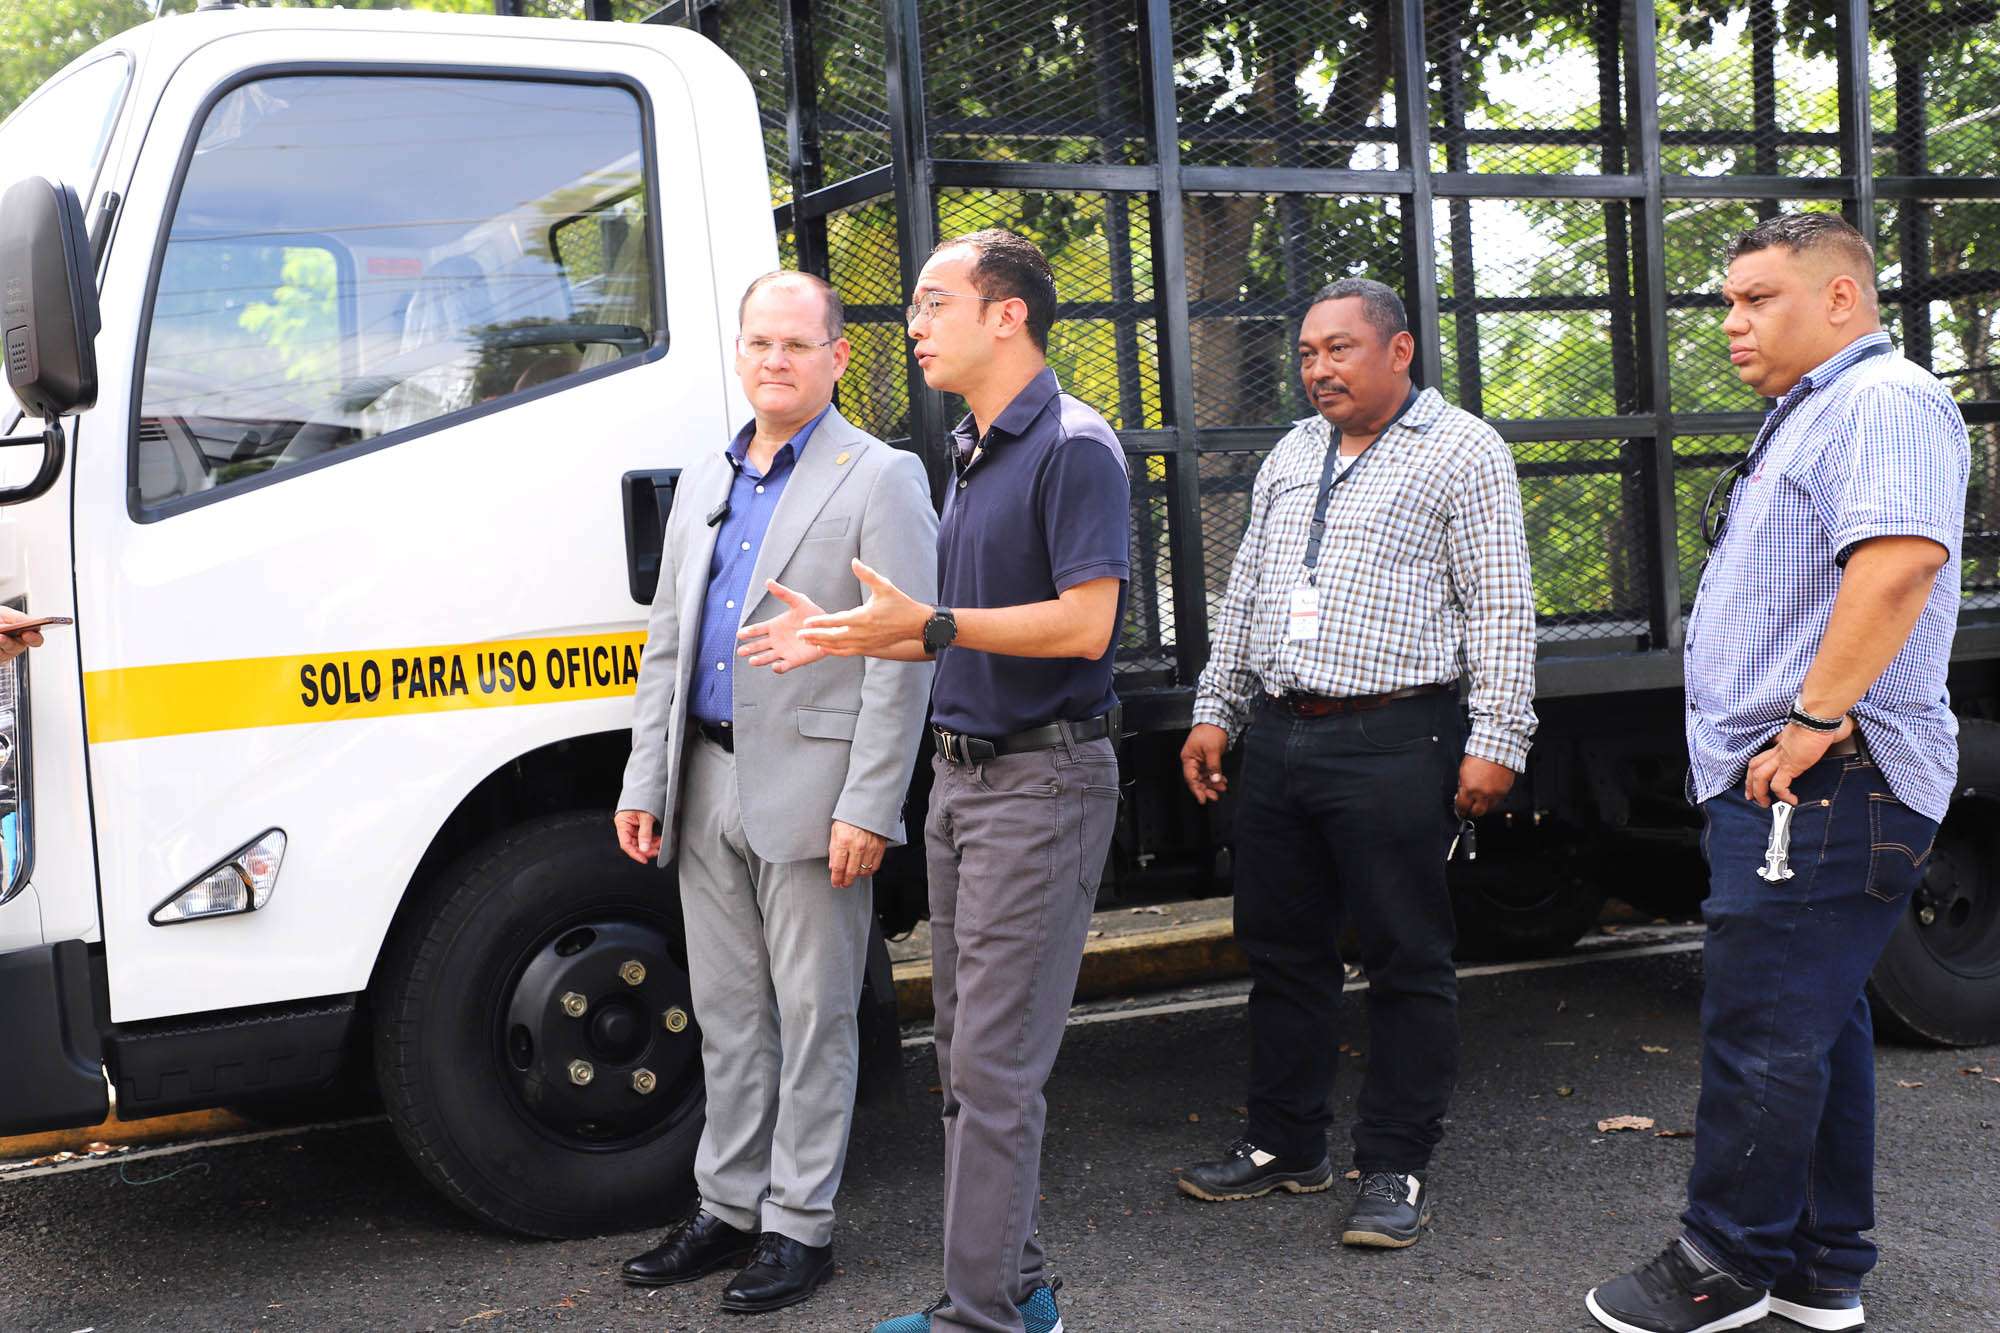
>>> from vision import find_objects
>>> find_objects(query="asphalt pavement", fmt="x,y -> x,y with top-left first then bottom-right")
3,941 -> 1995,1332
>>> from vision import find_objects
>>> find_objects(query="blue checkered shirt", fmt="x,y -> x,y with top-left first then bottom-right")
1685,331 -> 1969,821
1193,386 -> 1539,770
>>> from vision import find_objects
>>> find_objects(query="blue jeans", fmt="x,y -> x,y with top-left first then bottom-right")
1681,755 -> 1938,1294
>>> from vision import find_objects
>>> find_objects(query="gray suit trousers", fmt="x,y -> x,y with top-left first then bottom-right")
680,731 -> 872,1248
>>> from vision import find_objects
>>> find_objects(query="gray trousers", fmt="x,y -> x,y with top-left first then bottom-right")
679,731 -> 873,1248
926,735 -> 1120,1333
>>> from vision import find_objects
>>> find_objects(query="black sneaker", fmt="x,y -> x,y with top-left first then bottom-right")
1586,1239 -> 1770,1333
1339,1171 -> 1429,1248
1175,1138 -> 1334,1202
1769,1281 -> 1864,1330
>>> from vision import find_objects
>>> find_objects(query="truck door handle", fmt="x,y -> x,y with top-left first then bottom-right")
621,469 -> 681,605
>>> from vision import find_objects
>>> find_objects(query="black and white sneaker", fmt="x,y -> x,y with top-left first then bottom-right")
1176,1138 -> 1334,1202
1586,1239 -> 1769,1333
1339,1171 -> 1429,1248
1769,1281 -> 1864,1330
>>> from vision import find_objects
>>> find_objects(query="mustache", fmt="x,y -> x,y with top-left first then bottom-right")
1310,379 -> 1348,396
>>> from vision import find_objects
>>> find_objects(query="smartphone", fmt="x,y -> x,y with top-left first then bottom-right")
1,616 -> 73,636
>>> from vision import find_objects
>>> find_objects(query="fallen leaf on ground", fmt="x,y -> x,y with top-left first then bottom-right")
1233,1106 -> 1248,1117
1641,1045 -> 1670,1054
1655,1129 -> 1694,1139
1961,1066 -> 1985,1076
1556,1086 -> 1575,1097
1895,1079 -> 1925,1089
1597,1115 -> 1656,1133
1129,905 -> 1166,915
1187,1113 -> 1200,1123
1344,1169 -> 1361,1180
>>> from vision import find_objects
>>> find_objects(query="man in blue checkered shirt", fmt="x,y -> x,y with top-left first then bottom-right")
1587,214 -> 1969,1333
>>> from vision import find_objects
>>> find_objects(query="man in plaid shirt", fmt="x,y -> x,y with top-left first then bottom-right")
1174,277 -> 1537,1250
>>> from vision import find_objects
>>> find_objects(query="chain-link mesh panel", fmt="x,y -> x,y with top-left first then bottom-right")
1871,4 -> 2000,178
934,190 -> 1161,430
1196,450 -> 1262,636
921,0 -> 1146,164
1514,439 -> 1651,641
1436,198 -> 1633,419
1120,453 -> 1178,682
1427,0 -> 1624,176
1877,200 -> 2000,404
1183,193 -> 1401,428
1172,2 -> 1399,171
813,0 -> 892,181
1672,433 -> 1748,611
1963,418 -> 2000,605
1655,0 -> 1844,178
1660,197 -> 1827,412
826,198 -> 911,440
711,0 -> 792,205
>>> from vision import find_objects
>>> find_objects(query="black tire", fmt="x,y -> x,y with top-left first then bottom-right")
372,812 -> 704,1237
1866,719 -> 2000,1046
1448,836 -> 1607,961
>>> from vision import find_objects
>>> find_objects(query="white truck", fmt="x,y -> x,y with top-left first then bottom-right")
0,5 -> 872,1237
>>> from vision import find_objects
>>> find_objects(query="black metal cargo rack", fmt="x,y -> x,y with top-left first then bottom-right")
539,0 -> 2000,711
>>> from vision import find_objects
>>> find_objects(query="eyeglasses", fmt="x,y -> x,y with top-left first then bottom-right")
1700,456 -> 1749,548
736,335 -> 836,359
904,290 -> 1001,327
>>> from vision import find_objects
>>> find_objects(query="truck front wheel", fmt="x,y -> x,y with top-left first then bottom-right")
372,812 -> 704,1237
1867,798 -> 2000,1047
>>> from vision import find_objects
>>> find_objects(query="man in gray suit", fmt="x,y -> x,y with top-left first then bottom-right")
613,271 -> 936,1314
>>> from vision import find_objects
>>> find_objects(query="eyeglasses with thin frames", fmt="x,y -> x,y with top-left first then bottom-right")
735,335 -> 836,359
905,290 -> 1001,327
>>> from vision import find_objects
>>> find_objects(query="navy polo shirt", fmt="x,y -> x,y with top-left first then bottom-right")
931,368 -> 1131,737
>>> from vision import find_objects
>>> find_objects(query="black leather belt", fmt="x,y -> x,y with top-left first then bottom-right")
1266,682 -> 1450,719
933,712 -> 1116,766
695,719 -> 735,752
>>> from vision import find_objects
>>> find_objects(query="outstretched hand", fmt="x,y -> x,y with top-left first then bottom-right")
796,559 -> 931,657
737,580 -> 830,674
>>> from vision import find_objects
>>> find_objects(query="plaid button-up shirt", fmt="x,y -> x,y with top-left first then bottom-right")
1685,331 -> 1969,822
1192,386 -> 1539,770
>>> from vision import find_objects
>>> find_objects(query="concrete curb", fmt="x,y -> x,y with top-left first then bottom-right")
893,915 -> 1245,1022
0,1109 -> 251,1164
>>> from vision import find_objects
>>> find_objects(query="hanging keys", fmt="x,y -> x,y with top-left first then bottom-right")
1756,800 -> 1798,882
1448,817 -> 1477,863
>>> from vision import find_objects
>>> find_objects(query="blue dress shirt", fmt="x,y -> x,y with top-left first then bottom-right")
1684,331 -> 1969,821
688,407 -> 830,725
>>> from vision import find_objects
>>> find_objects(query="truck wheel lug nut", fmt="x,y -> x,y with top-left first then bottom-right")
559,991 -> 587,1017
1919,905 -> 1937,926
568,1059 -> 594,1086
663,1006 -> 689,1033
619,960 -> 646,986
631,1068 -> 657,1095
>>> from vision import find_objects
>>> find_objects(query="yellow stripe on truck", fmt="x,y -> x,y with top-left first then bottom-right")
83,631 -> 648,743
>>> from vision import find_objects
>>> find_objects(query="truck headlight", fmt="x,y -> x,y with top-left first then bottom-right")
149,829 -> 287,926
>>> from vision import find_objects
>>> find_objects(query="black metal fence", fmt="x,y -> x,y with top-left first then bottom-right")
601,0 -> 2000,698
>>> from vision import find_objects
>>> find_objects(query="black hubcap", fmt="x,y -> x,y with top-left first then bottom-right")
500,917 -> 701,1146
1915,819 -> 2000,980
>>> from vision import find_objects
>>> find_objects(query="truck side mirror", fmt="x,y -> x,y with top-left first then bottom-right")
0,176 -> 99,505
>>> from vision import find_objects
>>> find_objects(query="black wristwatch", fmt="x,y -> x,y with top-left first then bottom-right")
921,606 -> 958,657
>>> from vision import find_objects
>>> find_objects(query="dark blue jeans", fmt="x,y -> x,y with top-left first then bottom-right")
1233,691 -> 1463,1173
1681,755 -> 1937,1294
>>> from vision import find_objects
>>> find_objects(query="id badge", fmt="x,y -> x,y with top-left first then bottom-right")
1287,584 -> 1320,642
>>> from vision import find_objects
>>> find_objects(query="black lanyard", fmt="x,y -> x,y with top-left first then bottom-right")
1300,386 -> 1421,581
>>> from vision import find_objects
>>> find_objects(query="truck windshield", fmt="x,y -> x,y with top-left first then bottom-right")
135,74 -> 659,511
0,53 -> 131,209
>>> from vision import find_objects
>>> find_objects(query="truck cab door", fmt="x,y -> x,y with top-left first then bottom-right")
73,21 -> 737,1024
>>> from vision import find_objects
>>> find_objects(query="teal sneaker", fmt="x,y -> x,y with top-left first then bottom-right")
869,1279 -> 1064,1333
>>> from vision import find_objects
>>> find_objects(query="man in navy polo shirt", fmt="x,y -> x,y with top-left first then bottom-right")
738,229 -> 1129,1333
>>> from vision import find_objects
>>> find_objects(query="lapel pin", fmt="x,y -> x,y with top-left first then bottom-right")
835,451 -> 851,466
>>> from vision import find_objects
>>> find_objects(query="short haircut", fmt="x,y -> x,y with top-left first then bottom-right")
738,270 -> 845,341
1725,211 -> 1876,282
933,228 -> 1058,351
1307,277 -> 1408,342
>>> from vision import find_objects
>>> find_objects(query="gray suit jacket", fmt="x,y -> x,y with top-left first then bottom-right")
617,406 -> 938,866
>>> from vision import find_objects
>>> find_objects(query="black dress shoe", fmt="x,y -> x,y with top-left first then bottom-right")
719,1232 -> 834,1314
1176,1137 -> 1335,1202
621,1209 -> 758,1287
